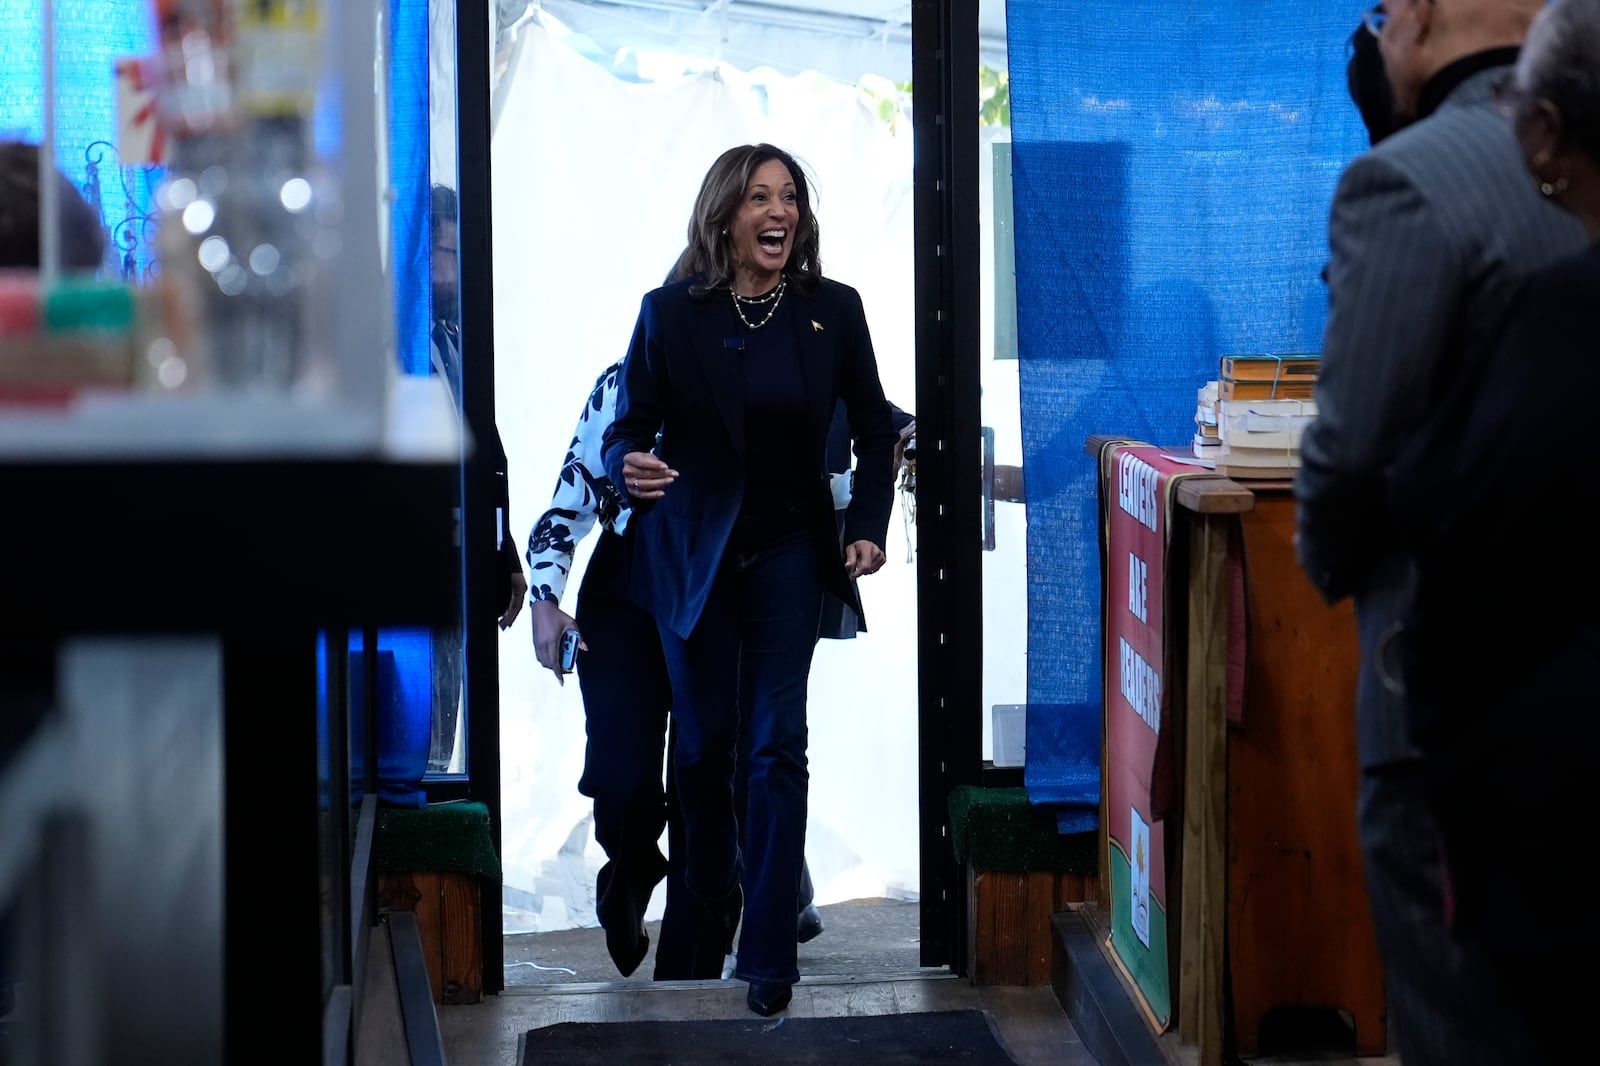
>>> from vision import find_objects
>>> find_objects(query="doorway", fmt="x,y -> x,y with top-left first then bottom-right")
470,0 -> 1009,989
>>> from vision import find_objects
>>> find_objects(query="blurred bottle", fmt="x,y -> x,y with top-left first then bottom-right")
149,0 -> 330,396
152,0 -> 234,147
148,0 -> 233,390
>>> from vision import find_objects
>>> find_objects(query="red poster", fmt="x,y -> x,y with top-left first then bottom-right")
1101,442 -> 1204,1029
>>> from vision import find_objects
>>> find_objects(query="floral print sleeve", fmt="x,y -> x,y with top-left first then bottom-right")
525,361 -> 630,605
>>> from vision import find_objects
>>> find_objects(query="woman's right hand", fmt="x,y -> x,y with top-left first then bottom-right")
621,450 -> 678,500
531,599 -> 584,684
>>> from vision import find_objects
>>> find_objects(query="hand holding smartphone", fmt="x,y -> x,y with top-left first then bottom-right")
559,628 -> 581,672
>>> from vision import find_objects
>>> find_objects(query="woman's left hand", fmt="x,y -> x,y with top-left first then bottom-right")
844,539 -> 885,579
621,450 -> 677,499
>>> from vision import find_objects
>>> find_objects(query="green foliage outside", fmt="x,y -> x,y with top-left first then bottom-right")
864,65 -> 1011,131
979,65 -> 1010,128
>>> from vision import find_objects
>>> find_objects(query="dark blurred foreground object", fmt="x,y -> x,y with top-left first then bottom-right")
0,141 -> 106,271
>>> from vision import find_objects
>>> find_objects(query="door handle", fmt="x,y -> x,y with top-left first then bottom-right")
981,426 -> 1025,552
982,427 -> 996,551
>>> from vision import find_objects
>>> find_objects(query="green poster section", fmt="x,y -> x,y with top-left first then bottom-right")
1107,837 -> 1171,1027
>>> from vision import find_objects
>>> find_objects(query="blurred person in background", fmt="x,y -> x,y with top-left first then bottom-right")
428,183 -> 526,768
1295,2 -> 1584,1062
1383,1 -> 1600,1059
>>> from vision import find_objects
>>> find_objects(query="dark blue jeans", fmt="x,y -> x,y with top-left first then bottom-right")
575,531 -> 673,876
658,529 -> 823,985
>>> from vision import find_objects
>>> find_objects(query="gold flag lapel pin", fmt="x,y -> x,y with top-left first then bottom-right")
812,319 -> 824,332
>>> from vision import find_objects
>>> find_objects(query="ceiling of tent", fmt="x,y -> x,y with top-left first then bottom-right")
496,0 -> 1009,86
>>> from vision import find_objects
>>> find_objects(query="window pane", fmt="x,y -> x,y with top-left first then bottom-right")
978,0 -> 1024,766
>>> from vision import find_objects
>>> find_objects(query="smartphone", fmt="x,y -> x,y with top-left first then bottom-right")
559,628 -> 581,672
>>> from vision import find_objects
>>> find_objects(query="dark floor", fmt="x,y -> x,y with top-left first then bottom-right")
431,899 -> 1398,1066
444,972 -> 1096,1066
439,898 -> 1096,1066
503,896 -> 923,988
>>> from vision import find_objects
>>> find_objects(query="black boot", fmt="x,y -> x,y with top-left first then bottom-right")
747,979 -> 793,1016
796,903 -> 823,944
596,851 -> 668,977
685,882 -> 742,980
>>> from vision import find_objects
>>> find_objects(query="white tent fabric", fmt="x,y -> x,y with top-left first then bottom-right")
497,0 -> 1009,89
490,13 -> 922,933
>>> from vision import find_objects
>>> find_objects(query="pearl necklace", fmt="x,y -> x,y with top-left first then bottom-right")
731,277 -> 787,330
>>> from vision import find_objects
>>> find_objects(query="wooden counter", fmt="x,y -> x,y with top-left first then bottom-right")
1086,436 -> 1386,1063
1226,486 -> 1384,1057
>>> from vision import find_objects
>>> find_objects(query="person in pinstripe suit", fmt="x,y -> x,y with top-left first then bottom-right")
1295,1 -> 1585,1062
1382,1 -> 1600,1057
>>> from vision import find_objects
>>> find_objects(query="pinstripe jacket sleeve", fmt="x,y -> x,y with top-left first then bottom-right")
1295,152 -> 1464,605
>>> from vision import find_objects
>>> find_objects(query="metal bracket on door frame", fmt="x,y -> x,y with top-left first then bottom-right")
981,425 -> 1026,551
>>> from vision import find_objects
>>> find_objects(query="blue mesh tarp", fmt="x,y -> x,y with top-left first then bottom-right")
390,0 -> 432,377
319,628 -> 435,808
1007,2 -> 1368,830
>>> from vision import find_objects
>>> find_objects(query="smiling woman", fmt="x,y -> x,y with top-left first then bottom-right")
665,147 -> 821,304
726,160 -> 799,295
600,142 -> 900,1016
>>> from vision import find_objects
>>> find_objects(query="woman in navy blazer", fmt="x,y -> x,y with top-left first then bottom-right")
602,143 -> 897,1015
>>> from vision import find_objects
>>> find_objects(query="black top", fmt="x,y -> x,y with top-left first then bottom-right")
734,290 -> 821,551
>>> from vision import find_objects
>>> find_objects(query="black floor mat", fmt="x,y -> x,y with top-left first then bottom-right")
520,1008 -> 1019,1065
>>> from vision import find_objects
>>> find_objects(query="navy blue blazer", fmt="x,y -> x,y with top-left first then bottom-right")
601,276 -> 899,640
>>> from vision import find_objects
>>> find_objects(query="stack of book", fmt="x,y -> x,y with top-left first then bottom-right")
1214,397 -> 1316,478
1208,353 -> 1321,479
1193,381 -> 1221,460
1218,352 -> 1319,401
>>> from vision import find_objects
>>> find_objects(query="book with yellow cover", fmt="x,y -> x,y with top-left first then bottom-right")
1218,377 -> 1316,401
1219,352 -> 1320,382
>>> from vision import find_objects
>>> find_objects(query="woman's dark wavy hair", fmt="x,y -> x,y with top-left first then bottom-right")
666,143 -> 822,295
0,141 -> 105,272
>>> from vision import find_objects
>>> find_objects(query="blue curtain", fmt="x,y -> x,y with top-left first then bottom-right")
1007,1 -> 1368,830
390,0 -> 432,376
0,0 -> 158,278
382,0 -> 444,780
319,628 -> 436,808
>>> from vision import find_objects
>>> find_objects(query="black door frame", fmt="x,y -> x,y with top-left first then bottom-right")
452,0 -> 507,995
450,0 -> 986,982
911,0 -> 983,973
